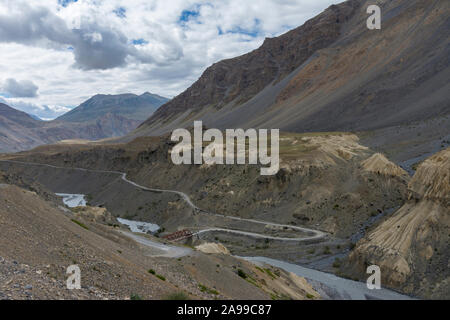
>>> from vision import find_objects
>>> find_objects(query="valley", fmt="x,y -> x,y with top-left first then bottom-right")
1,129 -> 438,299
0,0 -> 448,302
0,153 -> 414,300
0,93 -> 168,153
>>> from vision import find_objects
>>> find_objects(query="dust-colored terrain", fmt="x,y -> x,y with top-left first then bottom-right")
0,132 -> 408,239
0,131 -> 414,294
1,0 -> 448,300
347,148 -> 450,299
0,172 -> 319,300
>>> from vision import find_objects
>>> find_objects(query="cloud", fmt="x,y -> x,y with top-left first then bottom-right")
0,97 -> 72,120
0,0 -> 338,119
72,26 -> 131,70
0,1 -> 161,70
2,78 -> 39,98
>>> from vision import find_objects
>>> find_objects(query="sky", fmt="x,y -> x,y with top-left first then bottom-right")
0,0 -> 338,120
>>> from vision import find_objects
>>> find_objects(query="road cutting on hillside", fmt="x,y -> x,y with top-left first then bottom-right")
0,159 -> 327,244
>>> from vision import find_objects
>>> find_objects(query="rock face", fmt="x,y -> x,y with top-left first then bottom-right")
348,148 -> 450,299
145,0 -> 359,122
134,0 -> 449,159
361,153 -> 409,179
0,93 -> 168,153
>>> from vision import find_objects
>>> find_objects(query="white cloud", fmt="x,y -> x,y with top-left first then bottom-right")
0,0 -> 338,119
2,78 -> 39,98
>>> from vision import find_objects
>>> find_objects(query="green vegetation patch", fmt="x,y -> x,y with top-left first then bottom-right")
130,293 -> 143,300
156,275 -> 166,281
71,219 -> 89,230
198,284 -> 219,295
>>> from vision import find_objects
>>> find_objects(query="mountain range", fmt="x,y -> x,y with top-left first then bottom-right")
0,0 -> 448,300
0,93 -> 168,153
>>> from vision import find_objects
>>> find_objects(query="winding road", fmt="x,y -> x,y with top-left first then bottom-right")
0,159 -> 327,243
0,159 -> 414,300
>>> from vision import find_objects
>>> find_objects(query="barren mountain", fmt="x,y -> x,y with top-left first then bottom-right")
0,131 -> 409,245
0,93 -> 168,153
133,0 -> 449,163
0,103 -> 45,152
0,172 -> 318,300
57,92 -> 168,123
1,0 -> 448,301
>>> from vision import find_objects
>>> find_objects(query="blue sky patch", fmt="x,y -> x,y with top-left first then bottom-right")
180,10 -> 200,22
114,7 -> 127,18
218,19 -> 261,38
58,0 -> 78,8
179,4 -> 202,26
132,39 -> 148,46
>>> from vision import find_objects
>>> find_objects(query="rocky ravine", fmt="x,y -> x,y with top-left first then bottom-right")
347,148 -> 450,299
0,177 -> 319,300
1,132 -> 409,240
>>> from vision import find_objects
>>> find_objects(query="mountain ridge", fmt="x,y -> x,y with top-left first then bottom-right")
132,0 -> 449,165
0,92 -> 168,153
57,92 -> 168,123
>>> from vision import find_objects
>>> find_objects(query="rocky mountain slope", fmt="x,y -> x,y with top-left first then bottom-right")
133,0 -> 449,163
0,103 -> 44,152
57,93 -> 168,123
347,148 -> 449,299
0,130 -> 418,297
0,93 -> 168,153
0,173 -> 318,300
1,132 -> 409,240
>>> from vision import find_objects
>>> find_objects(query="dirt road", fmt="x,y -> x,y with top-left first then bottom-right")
0,159 -> 327,243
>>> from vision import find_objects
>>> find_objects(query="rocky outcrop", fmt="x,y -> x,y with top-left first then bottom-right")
348,148 -> 450,299
195,243 -> 230,255
408,150 -> 450,201
361,153 -> 409,179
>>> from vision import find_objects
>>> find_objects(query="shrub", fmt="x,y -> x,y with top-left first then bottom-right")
71,219 -> 89,230
237,269 -> 247,279
198,284 -> 219,295
130,294 -> 142,300
264,268 -> 277,279
332,258 -> 341,268
148,269 -> 156,275
156,275 -> 166,281
323,246 -> 332,255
